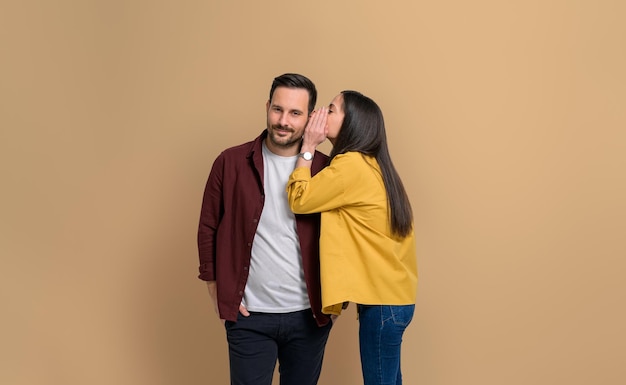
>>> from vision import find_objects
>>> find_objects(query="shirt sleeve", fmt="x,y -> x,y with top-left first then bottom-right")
287,153 -> 355,214
197,153 -> 224,281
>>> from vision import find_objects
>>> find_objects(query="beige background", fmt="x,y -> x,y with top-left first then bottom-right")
1,0 -> 625,384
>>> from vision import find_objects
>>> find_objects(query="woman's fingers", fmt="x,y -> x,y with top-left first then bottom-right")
307,108 -> 326,132
304,107 -> 328,147
312,107 -> 327,132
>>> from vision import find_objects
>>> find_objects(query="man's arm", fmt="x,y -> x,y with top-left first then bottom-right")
198,154 -> 226,282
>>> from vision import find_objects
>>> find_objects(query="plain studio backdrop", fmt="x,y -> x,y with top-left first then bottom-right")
1,1 -> 624,384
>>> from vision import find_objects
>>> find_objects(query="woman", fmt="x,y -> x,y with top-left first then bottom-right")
287,90 -> 418,385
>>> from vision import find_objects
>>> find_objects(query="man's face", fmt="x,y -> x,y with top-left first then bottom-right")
265,87 -> 310,154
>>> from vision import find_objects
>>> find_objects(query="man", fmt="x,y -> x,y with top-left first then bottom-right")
197,73 -> 332,385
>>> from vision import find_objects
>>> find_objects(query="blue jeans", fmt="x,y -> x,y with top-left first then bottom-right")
224,308 -> 332,385
358,304 -> 415,385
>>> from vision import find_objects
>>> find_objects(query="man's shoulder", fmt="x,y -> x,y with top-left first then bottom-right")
311,150 -> 329,174
313,149 -> 329,161
220,140 -> 254,156
217,131 -> 264,159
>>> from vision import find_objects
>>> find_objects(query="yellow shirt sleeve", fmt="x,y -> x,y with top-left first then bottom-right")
287,153 -> 365,214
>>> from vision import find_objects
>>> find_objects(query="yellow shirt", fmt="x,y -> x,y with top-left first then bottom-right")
287,152 -> 417,315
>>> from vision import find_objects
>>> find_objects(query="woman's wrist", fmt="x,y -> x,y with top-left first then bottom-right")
300,144 -> 317,154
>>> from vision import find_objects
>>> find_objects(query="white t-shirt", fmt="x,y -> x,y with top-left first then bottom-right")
242,142 -> 310,312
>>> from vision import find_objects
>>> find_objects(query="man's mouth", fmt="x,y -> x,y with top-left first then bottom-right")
273,126 -> 291,134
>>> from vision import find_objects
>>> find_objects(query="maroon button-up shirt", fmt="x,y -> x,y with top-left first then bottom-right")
197,130 -> 330,326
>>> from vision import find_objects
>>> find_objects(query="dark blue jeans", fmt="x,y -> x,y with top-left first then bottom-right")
224,309 -> 332,385
358,304 -> 415,385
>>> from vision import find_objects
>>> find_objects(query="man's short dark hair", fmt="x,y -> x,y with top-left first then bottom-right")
269,73 -> 317,114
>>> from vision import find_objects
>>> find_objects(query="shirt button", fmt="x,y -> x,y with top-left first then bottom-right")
252,218 -> 258,223
243,266 -> 248,271
238,291 -> 243,295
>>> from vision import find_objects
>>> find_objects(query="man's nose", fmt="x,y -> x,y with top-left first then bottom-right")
278,113 -> 289,127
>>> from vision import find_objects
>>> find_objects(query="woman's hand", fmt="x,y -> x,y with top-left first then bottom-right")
302,107 -> 328,152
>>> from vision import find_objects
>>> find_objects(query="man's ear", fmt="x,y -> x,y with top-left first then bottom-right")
266,100 -> 270,112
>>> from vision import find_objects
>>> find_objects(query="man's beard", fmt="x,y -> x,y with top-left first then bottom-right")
267,124 -> 302,148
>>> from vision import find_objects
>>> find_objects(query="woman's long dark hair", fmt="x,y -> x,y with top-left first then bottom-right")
329,90 -> 413,238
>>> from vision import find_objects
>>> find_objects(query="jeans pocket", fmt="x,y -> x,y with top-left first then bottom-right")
390,305 -> 415,327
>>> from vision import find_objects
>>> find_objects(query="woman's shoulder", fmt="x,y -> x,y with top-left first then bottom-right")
330,153 -> 381,185
333,151 -> 375,163
333,152 -> 379,170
